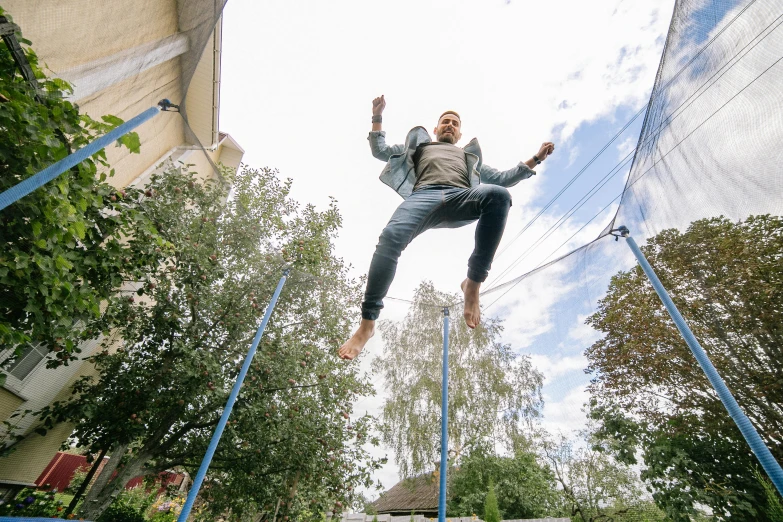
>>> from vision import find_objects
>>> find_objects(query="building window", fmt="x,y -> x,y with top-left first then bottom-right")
1,343 -> 50,384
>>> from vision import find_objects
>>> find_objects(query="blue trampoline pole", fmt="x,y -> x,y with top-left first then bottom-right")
0,99 -> 177,212
177,269 -> 290,522
617,226 -> 783,496
438,307 -> 450,522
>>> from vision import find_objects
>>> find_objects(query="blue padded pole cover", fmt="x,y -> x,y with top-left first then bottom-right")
438,308 -> 450,522
178,269 -> 290,522
0,105 -> 162,212
621,228 -> 783,496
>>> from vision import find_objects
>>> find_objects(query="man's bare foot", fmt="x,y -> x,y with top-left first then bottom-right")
461,278 -> 481,329
338,319 -> 375,361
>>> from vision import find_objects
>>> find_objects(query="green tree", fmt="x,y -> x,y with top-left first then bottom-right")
482,481 -> 501,522
448,444 -> 560,519
373,281 -> 544,478
0,9 -> 150,376
539,429 -> 665,522
586,215 -> 783,520
36,165 -> 383,521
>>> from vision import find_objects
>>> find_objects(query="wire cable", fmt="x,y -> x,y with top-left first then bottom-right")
494,108 -> 644,259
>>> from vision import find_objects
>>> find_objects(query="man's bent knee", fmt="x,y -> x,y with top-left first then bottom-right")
478,184 -> 512,207
376,224 -> 413,257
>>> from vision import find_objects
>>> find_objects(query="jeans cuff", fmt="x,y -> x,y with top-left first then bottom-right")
467,268 -> 488,283
361,308 -> 380,321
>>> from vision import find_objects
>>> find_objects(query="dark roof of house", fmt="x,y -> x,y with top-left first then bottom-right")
371,473 -> 440,514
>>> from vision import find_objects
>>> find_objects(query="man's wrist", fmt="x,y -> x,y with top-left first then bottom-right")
371,114 -> 382,123
533,154 -> 542,165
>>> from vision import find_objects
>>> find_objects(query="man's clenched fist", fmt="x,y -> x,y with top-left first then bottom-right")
537,142 -> 555,161
372,95 -> 386,116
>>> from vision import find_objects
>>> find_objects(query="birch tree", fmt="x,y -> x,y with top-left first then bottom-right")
374,281 -> 544,477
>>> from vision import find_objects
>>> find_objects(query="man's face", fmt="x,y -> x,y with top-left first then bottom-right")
434,114 -> 462,144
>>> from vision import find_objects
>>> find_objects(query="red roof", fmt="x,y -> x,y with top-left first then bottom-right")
35,452 -> 184,493
35,452 -> 101,491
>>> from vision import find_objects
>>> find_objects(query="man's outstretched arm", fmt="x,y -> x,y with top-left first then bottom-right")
368,95 -> 405,161
479,141 -> 556,186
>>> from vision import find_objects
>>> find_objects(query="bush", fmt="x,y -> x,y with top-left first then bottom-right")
95,487 -> 156,522
0,488 -> 66,517
147,495 -> 185,522
483,482 -> 501,522
96,501 -> 146,522
65,465 -> 91,494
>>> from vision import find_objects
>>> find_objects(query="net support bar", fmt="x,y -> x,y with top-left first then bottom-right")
178,268 -> 290,522
618,226 -> 783,496
438,307 -> 450,522
0,100 -> 175,212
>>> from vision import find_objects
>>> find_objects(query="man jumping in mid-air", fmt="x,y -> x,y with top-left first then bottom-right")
339,95 -> 555,360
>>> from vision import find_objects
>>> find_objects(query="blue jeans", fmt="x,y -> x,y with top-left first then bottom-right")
361,184 -> 512,320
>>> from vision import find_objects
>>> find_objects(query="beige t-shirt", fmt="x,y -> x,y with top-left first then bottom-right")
413,142 -> 470,191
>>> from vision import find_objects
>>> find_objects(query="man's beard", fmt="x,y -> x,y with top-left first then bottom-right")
437,133 -> 456,144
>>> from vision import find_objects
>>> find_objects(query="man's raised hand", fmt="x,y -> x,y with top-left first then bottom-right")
537,142 -> 555,161
372,95 -> 386,116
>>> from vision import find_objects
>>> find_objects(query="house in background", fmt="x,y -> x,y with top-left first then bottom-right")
364,475 -> 570,522
370,474 -> 440,518
0,0 -> 242,498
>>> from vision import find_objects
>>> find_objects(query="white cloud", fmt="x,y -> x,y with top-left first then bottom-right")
540,384 -> 591,435
566,146 -> 581,169
568,313 -> 602,345
616,136 -> 637,161
530,353 -> 587,384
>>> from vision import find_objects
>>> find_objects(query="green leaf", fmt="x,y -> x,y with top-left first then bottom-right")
55,255 -> 73,271
117,131 -> 141,154
101,114 -> 124,127
0,373 -> 6,387
71,220 -> 86,239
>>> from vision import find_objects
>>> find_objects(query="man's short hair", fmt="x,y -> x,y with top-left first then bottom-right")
438,111 -> 461,124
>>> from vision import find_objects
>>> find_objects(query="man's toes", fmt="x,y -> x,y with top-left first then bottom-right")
464,313 -> 475,329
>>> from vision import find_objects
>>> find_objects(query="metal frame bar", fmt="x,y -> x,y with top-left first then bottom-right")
438,307 -> 450,522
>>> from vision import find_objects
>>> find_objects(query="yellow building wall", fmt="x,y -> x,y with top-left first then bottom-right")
0,422 -> 74,485
1,1 -> 178,72
185,22 -> 220,147
2,1 -> 187,189
0,350 -> 104,483
78,63 -> 187,189
0,390 -> 24,427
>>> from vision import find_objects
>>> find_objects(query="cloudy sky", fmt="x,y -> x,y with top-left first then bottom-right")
219,0 -> 677,497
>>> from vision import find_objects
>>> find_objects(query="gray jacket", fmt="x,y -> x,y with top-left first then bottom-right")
368,126 -> 536,199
